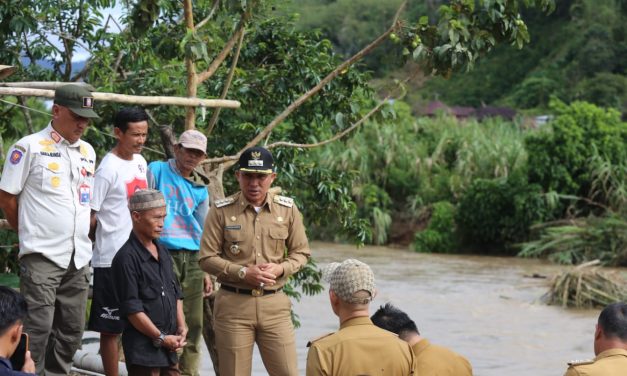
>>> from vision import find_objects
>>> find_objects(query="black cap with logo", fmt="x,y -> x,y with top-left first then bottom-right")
238,146 -> 275,174
54,84 -> 100,119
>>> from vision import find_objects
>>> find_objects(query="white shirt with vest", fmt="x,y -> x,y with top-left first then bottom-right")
0,123 -> 96,269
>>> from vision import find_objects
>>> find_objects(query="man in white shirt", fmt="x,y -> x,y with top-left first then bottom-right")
0,84 -> 99,376
88,107 -> 149,376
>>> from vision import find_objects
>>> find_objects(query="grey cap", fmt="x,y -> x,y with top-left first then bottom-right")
322,259 -> 375,304
129,189 -> 166,211
178,129 -> 207,154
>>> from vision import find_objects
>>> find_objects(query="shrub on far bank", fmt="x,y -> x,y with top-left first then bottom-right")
456,175 -> 548,254
525,100 -> 626,205
413,201 -> 458,253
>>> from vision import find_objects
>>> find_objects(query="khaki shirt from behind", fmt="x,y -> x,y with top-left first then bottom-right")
564,348 -> 627,376
413,339 -> 473,376
306,317 -> 416,375
198,191 -> 310,289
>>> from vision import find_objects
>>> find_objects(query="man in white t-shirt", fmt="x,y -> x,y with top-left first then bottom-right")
88,107 -> 150,376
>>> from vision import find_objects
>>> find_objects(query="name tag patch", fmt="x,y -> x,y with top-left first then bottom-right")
225,225 -> 241,230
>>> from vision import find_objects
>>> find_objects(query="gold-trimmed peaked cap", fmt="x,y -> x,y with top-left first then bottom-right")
238,146 -> 274,174
54,84 -> 100,119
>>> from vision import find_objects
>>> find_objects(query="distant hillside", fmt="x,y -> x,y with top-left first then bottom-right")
20,58 -> 87,76
292,0 -> 627,113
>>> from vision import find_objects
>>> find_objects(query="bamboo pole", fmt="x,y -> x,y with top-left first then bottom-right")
0,82 -> 96,90
0,87 -> 241,108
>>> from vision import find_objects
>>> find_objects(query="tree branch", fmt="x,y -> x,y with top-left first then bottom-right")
22,32 -> 36,65
201,0 -> 408,170
17,97 -> 35,134
206,29 -> 245,136
239,1 -> 406,154
184,0 -> 199,130
196,8 -> 251,84
147,110 -> 176,158
266,96 -> 390,150
196,0 -> 221,30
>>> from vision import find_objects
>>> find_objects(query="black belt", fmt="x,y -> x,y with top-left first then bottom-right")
221,284 -> 282,297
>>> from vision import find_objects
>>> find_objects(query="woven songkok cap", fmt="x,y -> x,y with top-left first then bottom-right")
323,259 -> 375,304
129,189 -> 166,211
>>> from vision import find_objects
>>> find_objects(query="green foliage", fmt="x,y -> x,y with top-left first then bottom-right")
525,100 -> 627,206
509,73 -> 561,109
412,201 -> 458,253
312,100 -> 530,245
0,229 -> 19,274
518,214 -> 627,266
456,176 -> 548,252
420,0 -> 626,112
283,258 -> 323,328
519,152 -> 626,266
574,73 -> 627,110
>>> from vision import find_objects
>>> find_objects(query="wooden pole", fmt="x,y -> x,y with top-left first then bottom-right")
183,0 -> 198,129
0,87 -> 241,108
0,82 -> 96,90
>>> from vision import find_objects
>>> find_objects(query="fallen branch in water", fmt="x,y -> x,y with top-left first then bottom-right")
543,260 -> 627,308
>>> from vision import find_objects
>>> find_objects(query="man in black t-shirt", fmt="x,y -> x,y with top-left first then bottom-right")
111,189 -> 187,375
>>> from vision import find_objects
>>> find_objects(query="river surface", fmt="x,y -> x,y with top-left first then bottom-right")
84,241 -> 606,375
210,242 -> 605,375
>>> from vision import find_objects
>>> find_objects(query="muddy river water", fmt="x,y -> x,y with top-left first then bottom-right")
187,241 -> 606,375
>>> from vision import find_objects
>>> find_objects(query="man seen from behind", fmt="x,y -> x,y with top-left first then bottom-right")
371,303 -> 473,376
563,302 -> 627,376
306,259 -> 415,375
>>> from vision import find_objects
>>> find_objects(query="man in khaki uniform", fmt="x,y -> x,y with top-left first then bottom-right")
371,303 -> 473,376
563,302 -> 627,376
306,259 -> 415,375
199,146 -> 310,376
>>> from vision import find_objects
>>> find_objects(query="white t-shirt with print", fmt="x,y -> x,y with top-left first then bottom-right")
91,152 -> 147,267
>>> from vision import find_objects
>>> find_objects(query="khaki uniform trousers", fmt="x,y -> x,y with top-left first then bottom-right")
214,288 -> 297,376
19,252 -> 90,376
170,251 -> 205,376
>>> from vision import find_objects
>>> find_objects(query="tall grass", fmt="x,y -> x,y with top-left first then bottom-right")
311,100 -> 530,243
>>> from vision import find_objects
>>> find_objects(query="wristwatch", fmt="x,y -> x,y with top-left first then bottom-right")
152,331 -> 166,348
238,266 -> 247,280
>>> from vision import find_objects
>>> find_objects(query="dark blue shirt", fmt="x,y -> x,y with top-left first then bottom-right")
0,357 -> 35,376
111,231 -> 183,367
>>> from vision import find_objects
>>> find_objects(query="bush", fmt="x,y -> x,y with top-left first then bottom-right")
0,228 -> 19,274
456,176 -> 548,253
526,100 -> 627,202
412,201 -> 457,253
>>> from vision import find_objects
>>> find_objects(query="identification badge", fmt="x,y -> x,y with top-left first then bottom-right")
79,184 -> 90,205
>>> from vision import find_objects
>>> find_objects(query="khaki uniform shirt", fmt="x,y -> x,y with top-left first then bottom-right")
198,191 -> 310,289
564,348 -> 627,376
413,339 -> 473,376
306,317 -> 416,375
0,123 -> 96,269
